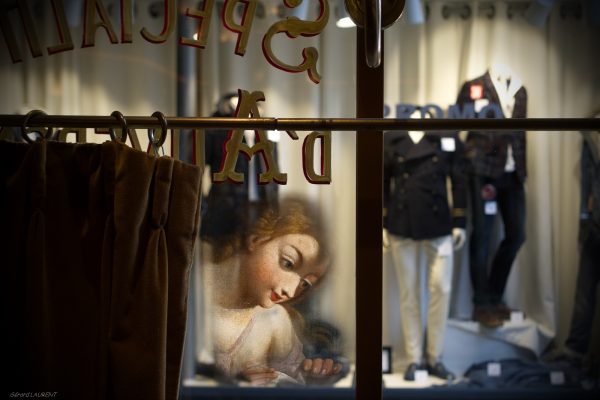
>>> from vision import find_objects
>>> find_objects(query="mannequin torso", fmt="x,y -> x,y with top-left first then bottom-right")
488,62 -> 525,173
489,62 -> 522,118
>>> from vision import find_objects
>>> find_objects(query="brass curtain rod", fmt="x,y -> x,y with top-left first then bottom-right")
1,114 -> 599,132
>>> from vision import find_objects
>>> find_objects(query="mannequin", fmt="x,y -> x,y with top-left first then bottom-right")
200,92 -> 279,242
383,108 -> 467,381
455,64 -> 528,328
551,119 -> 600,370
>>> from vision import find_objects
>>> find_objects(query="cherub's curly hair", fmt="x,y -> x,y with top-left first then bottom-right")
210,195 -> 330,267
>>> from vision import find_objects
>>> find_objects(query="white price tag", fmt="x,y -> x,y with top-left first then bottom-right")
484,201 -> 498,215
441,137 -> 456,152
487,362 -> 502,377
510,311 -> 524,323
382,352 -> 390,373
550,371 -> 565,385
415,370 -> 429,383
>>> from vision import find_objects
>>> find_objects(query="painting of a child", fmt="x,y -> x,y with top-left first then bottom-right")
200,196 -> 344,386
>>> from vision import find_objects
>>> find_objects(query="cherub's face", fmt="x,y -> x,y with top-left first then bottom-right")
239,233 -> 326,308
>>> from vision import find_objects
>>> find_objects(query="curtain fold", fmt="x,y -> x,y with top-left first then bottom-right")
1,140 -> 202,400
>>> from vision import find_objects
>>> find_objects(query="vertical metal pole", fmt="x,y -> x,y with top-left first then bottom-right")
178,0 -> 198,388
356,26 -> 384,400
177,0 -> 198,164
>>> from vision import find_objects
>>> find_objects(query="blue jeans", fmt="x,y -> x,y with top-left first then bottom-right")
565,223 -> 600,355
469,172 -> 526,306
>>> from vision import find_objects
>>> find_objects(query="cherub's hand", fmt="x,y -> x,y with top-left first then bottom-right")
301,358 -> 343,379
238,363 -> 278,386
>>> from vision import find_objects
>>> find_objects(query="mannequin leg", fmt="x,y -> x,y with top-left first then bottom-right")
488,173 -> 526,305
469,174 -> 504,327
389,234 -> 423,365
468,174 -> 495,306
425,235 -> 453,365
565,229 -> 600,356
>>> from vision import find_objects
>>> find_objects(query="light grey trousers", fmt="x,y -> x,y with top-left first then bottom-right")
389,234 -> 454,365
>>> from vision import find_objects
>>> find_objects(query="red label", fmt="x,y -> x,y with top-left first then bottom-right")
481,184 -> 497,201
470,84 -> 483,99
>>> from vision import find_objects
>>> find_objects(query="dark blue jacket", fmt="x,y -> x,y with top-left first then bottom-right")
384,131 -> 467,240
456,72 -> 528,182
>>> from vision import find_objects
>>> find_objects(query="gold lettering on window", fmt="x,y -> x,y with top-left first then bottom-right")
261,0 -> 329,84
213,90 -> 287,184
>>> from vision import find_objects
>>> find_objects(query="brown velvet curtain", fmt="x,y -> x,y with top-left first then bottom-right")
1,140 -> 202,400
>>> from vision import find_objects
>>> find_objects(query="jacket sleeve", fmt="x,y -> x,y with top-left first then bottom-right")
449,132 -> 468,229
579,136 -> 592,243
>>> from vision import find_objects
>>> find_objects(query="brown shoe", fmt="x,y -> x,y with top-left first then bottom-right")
472,306 -> 503,328
494,303 -> 511,320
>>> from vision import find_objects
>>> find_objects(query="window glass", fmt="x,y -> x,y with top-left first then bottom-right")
0,0 -> 358,396
185,0 -> 358,395
382,1 -> 599,393
2,0 -> 599,398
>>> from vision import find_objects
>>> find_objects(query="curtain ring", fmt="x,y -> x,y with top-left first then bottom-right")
149,111 -> 167,156
21,110 -> 52,143
109,111 -> 129,143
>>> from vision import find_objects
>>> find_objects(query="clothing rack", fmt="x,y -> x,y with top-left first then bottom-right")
1,113 -> 599,132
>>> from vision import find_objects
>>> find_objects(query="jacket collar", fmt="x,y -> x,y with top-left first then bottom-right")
387,131 -> 437,160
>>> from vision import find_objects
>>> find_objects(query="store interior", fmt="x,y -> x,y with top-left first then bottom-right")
1,0 -> 599,398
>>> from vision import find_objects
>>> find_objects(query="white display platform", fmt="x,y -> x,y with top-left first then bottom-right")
383,316 -> 545,387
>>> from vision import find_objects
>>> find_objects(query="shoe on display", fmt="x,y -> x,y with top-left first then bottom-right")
472,305 -> 503,328
427,362 -> 456,381
494,303 -> 512,320
403,362 -> 423,381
